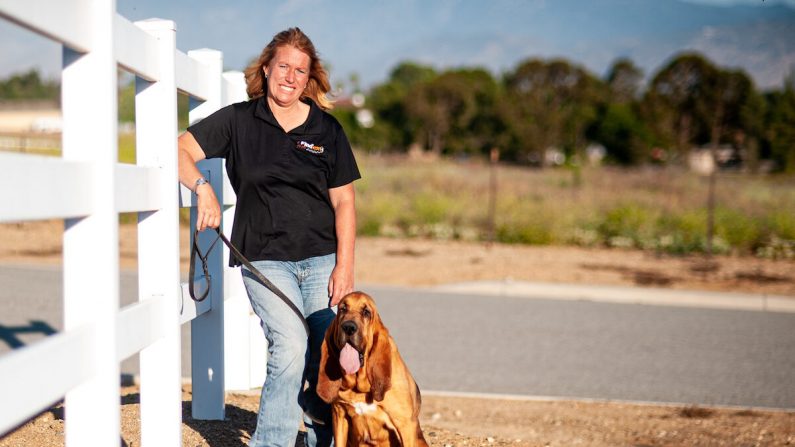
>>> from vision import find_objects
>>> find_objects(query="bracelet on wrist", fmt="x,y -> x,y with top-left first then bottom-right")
193,177 -> 209,193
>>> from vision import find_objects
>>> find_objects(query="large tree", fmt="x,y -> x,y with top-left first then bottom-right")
643,53 -> 766,165
590,59 -> 651,165
642,53 -> 721,161
502,58 -> 605,164
0,69 -> 59,101
367,62 -> 438,151
763,84 -> 795,172
404,68 -> 502,156
606,58 -> 643,104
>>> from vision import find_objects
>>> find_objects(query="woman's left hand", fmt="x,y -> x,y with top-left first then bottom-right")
328,264 -> 353,307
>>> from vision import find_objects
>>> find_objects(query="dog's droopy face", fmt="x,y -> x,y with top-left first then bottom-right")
334,292 -> 377,355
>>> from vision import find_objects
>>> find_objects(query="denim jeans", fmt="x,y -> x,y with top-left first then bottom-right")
242,253 -> 337,447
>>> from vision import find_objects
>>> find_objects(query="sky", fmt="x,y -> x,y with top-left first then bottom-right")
1,0 -> 794,91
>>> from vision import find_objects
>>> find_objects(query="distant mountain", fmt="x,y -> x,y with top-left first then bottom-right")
343,0 -> 795,90
686,18 -> 795,88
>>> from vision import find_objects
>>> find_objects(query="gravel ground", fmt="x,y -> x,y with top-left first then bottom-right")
1,386 -> 793,446
1,221 -> 794,446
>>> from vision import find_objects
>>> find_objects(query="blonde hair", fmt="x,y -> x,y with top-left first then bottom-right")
244,27 -> 333,110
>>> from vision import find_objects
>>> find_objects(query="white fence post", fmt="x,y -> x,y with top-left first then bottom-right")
134,18 -> 183,446
60,0 -> 121,445
187,48 -> 227,420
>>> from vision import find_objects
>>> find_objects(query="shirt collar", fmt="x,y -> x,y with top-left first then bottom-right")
254,96 -> 322,136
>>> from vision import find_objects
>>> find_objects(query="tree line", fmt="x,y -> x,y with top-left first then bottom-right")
3,52 -> 793,172
0,69 -> 59,101
330,53 -> 795,173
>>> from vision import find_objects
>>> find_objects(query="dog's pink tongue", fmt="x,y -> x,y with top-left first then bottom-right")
339,343 -> 360,375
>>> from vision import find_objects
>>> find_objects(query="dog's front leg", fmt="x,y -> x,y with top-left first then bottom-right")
393,419 -> 425,447
331,405 -> 349,446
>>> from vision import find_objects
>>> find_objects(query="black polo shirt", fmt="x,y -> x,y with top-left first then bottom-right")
187,97 -> 360,265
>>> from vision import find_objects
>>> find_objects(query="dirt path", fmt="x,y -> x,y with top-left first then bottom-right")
2,220 -> 794,296
1,221 -> 794,446
2,386 -> 793,446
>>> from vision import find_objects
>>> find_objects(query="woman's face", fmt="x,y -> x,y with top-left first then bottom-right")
263,45 -> 311,108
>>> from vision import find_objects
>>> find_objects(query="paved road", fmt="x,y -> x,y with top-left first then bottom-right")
370,285 -> 795,409
2,265 -> 794,409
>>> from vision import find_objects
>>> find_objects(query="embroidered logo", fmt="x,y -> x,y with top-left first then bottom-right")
296,140 -> 324,154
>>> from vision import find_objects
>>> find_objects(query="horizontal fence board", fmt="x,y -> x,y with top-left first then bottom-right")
115,164 -> 163,213
116,299 -> 165,361
176,51 -> 211,101
179,282 -> 212,325
114,14 -> 160,81
0,325 -> 95,436
179,184 -> 193,208
0,0 -> 92,52
0,153 -> 92,222
177,278 -> 235,325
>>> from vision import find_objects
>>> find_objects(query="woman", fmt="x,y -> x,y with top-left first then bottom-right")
178,27 -> 359,447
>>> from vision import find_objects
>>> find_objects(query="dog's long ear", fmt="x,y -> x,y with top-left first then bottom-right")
317,318 -> 342,403
366,315 -> 392,402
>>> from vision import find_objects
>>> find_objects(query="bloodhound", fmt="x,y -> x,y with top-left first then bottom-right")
317,291 -> 428,447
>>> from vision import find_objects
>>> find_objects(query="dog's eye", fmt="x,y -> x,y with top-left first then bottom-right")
362,307 -> 371,318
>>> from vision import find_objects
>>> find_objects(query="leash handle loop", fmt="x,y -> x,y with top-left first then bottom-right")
188,228 -> 310,337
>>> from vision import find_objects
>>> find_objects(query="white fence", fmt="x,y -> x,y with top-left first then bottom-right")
0,1 -> 266,445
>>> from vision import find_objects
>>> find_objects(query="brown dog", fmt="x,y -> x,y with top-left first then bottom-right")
317,291 -> 428,446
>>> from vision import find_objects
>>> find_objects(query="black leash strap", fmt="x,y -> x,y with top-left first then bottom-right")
189,227 -> 310,337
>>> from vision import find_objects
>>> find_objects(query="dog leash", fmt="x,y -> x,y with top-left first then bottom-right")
189,227 -> 310,337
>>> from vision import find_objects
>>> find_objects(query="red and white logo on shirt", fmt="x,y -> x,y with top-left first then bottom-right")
296,140 -> 324,154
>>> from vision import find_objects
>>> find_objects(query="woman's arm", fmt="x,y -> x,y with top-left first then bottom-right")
178,131 -> 221,231
328,182 -> 356,306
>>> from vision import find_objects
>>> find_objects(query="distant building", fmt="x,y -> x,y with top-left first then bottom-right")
0,100 -> 61,133
0,101 -> 61,152
688,145 -> 743,175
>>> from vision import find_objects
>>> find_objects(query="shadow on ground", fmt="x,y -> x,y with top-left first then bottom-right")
117,391 -> 257,447
0,320 -> 57,349
581,260 -> 793,288
181,399 -> 257,447
580,263 -> 677,286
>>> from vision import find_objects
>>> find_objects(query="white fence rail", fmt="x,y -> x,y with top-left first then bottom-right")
0,1 -> 265,445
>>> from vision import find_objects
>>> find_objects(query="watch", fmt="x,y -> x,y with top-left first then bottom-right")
194,177 -> 209,192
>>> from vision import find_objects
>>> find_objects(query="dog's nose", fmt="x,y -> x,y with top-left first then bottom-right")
341,321 -> 357,336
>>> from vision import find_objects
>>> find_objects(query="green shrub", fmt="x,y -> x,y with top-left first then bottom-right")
118,133 -> 136,163
714,208 -> 763,252
356,192 -> 408,237
597,204 -> 656,248
496,221 -> 555,245
410,192 -> 455,225
655,211 -> 706,254
766,210 -> 795,240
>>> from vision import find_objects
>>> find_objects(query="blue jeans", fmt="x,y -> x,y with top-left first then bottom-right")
242,254 -> 337,447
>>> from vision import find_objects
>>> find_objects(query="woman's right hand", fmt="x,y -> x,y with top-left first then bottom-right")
177,131 -> 220,231
196,183 -> 221,231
